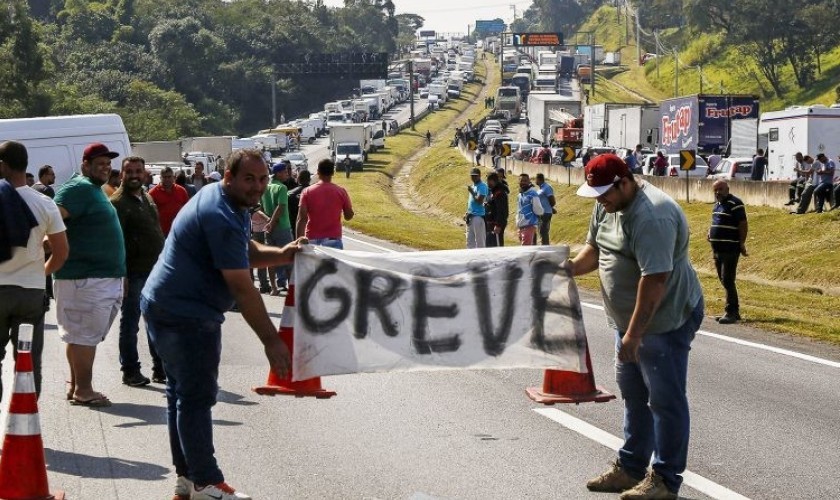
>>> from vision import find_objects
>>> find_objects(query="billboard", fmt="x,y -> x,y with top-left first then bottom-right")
475,19 -> 506,35
418,30 -> 436,38
511,32 -> 564,47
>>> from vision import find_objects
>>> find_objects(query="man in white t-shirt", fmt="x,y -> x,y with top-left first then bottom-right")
0,140 -> 68,403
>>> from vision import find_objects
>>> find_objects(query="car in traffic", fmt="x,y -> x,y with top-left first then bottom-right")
642,154 -> 710,177
709,157 -> 753,180
419,87 -> 429,99
283,152 -> 309,172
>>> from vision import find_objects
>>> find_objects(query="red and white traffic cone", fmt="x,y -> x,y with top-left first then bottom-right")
252,283 -> 336,399
526,346 -> 615,405
0,324 -> 65,500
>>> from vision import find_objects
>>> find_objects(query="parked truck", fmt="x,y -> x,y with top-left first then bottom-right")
527,92 -> 582,144
659,94 -> 760,155
330,123 -> 374,170
583,103 -> 638,148
758,104 -> 840,180
606,104 -> 661,150
131,140 -> 183,164
495,86 -> 522,122
558,55 -> 576,78
182,136 -> 233,160
360,79 -> 387,95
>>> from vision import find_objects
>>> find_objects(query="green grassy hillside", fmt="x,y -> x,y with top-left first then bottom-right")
579,5 -> 840,109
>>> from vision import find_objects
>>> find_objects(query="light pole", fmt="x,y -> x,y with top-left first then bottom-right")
696,65 -> 703,94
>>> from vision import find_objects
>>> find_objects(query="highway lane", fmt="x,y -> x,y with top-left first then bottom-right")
3,231 -> 838,498
293,96 -> 429,168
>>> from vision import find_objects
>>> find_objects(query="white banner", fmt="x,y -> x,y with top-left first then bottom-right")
292,245 -> 588,381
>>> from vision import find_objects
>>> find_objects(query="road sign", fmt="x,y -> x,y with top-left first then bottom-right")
680,149 -> 696,170
467,140 -> 478,151
511,32 -> 564,47
500,143 -> 511,157
475,19 -> 506,35
419,30 -> 436,38
562,146 -> 576,163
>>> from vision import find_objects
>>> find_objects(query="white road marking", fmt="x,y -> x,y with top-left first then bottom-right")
343,235 -> 399,253
533,408 -> 751,500
580,302 -> 840,369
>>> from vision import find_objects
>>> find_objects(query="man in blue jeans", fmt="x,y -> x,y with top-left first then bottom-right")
569,154 -> 704,500
110,156 -> 165,386
141,149 -> 306,500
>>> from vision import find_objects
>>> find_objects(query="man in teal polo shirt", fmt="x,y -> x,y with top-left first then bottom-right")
54,143 -> 127,407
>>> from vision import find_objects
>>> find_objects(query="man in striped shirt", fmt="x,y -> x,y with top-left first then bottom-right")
708,180 -> 748,324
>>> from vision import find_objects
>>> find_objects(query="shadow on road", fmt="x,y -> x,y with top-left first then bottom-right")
44,448 -> 169,480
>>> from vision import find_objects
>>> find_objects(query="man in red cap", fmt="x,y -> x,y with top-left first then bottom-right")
53,143 -> 127,407
568,154 -> 704,500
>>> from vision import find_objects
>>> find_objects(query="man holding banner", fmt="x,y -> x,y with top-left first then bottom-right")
141,149 -> 307,500
570,154 -> 703,500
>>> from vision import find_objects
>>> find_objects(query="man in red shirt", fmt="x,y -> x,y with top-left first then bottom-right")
149,166 -> 189,236
296,159 -> 354,249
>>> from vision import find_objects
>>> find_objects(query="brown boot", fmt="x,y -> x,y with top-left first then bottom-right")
619,470 -> 678,500
586,461 -> 643,493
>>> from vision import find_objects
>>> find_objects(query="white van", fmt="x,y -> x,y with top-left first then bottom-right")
0,114 -> 131,186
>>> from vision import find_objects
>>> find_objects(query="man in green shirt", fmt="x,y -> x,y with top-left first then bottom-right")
262,163 -> 292,294
54,143 -> 127,407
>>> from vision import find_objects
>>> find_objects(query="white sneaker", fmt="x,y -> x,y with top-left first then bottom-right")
191,482 -> 252,500
172,476 -> 192,500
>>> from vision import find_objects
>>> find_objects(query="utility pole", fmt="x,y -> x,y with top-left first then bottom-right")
697,65 -> 703,94
674,48 -> 679,97
624,3 -> 629,46
635,6 -> 641,65
271,69 -> 277,127
590,32 -> 595,98
510,4 -> 517,20
654,29 -> 659,79
500,32 -> 505,84
408,59 -> 416,130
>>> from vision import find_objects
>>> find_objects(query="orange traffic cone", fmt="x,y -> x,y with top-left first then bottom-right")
0,324 -> 65,500
252,284 -> 336,398
526,346 -> 615,405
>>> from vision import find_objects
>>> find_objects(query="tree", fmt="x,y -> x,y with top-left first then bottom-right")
0,0 -> 48,116
121,80 -> 203,141
684,0 -> 735,32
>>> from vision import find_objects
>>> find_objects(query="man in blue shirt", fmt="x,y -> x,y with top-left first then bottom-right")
465,167 -> 488,248
707,180 -> 748,324
534,173 -> 556,245
141,149 -> 306,500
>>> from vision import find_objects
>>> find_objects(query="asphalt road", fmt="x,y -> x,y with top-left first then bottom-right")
3,229 -> 838,499
294,96 -> 429,168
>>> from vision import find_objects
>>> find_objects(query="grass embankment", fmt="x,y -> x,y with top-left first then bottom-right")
577,4 -> 840,109
412,154 -> 840,343
337,58 -> 496,249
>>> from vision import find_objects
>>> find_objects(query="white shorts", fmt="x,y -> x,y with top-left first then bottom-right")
54,278 -> 122,346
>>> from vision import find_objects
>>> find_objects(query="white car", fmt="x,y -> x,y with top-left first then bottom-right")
282,152 -> 309,172
710,157 -> 753,180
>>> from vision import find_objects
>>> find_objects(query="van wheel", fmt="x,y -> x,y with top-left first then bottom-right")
308,137 -> 315,144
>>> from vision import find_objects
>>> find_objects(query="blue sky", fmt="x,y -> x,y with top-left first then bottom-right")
319,0 -> 533,35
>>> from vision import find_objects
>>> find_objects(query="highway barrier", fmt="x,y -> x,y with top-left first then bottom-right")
0,325 -> 65,500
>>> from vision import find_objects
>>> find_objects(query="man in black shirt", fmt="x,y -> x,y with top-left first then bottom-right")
750,149 -> 767,181
33,165 -> 56,198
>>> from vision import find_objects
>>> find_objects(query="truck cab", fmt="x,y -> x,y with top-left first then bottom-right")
333,142 -> 365,171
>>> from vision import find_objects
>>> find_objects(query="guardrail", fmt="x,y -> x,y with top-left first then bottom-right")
457,144 -> 793,208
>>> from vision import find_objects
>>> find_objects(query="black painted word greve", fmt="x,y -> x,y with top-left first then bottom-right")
296,257 -> 583,358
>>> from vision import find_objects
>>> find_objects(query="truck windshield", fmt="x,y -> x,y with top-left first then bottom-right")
498,88 -> 519,98
337,145 -> 361,155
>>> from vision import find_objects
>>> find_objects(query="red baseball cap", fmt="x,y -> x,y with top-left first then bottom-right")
83,142 -> 120,162
576,153 -> 631,198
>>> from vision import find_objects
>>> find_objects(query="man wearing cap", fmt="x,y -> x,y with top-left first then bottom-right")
264,163 -> 292,294
465,167 -> 488,248
568,154 -> 703,500
54,143 -> 127,407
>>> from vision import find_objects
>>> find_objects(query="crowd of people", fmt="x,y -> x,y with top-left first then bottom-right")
0,139 -> 353,500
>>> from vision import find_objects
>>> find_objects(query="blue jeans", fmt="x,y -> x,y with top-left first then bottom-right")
141,297 -> 223,486
267,226 -> 294,286
310,237 -> 343,249
119,274 -> 162,374
615,298 -> 704,493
